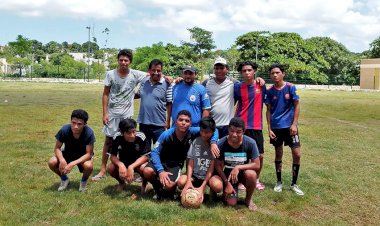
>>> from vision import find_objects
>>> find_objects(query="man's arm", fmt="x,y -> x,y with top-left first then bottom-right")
290,100 -> 300,136
110,154 -> 127,180
199,159 -> 215,190
202,109 -> 210,118
54,140 -> 66,174
102,86 -> 111,125
166,103 -> 172,129
228,157 -> 260,185
63,143 -> 93,175
266,104 -> 276,139
126,155 -> 149,183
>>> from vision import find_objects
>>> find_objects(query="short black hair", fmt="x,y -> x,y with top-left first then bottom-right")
176,110 -> 192,119
269,63 -> 285,73
199,116 -> 216,132
117,49 -> 133,62
149,59 -> 163,69
228,117 -> 245,131
237,61 -> 258,72
119,118 -> 137,133
71,109 -> 89,123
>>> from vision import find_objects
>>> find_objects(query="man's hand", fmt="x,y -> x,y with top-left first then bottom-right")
228,167 -> 240,184
59,160 -> 68,175
103,113 -> 109,125
290,124 -> 298,136
159,171 -> 173,187
119,165 -> 128,181
255,77 -> 266,86
224,181 -> 236,195
181,181 -> 193,197
174,77 -> 183,84
63,162 -> 74,175
210,143 -> 220,159
269,129 -> 276,140
164,75 -> 173,84
126,166 -> 135,183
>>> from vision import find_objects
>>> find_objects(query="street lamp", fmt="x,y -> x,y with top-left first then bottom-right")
255,32 -> 270,62
86,26 -> 91,82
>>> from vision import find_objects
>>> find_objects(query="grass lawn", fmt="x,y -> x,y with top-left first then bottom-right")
0,82 -> 379,225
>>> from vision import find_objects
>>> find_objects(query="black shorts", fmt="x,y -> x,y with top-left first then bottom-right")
270,128 -> 301,148
146,162 -> 182,182
224,168 -> 244,191
191,176 -> 205,188
62,152 -> 93,173
245,129 -> 264,154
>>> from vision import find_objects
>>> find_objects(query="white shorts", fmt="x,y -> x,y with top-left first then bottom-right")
102,117 -> 131,138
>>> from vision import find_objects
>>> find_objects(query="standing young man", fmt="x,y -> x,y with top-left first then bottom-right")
265,63 -> 304,196
171,65 -> 211,127
48,109 -> 95,192
93,49 -> 147,181
234,61 -> 266,191
107,118 -> 150,193
137,59 -> 172,148
210,117 -> 260,211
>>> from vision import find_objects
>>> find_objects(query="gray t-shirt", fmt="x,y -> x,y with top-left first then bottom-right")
203,77 -> 237,127
104,69 -> 146,118
187,137 -> 214,180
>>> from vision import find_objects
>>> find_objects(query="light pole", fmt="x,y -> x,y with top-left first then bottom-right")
255,32 -> 270,62
86,26 -> 91,82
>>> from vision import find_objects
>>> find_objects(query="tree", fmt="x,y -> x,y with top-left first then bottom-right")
69,42 -> 83,52
44,41 -> 62,54
183,27 -> 216,57
8,35 -> 32,57
369,36 -> 380,58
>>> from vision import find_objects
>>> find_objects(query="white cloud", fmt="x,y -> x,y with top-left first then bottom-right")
0,0 -> 126,19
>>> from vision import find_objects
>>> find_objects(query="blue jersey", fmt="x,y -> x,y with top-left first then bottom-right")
171,82 -> 211,126
265,82 -> 299,129
55,124 -> 96,160
150,127 -> 218,173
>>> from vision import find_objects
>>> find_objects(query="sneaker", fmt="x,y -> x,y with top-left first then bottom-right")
273,181 -> 283,192
290,184 -> 304,196
256,181 -> 265,191
58,178 -> 70,192
79,181 -> 88,192
238,183 -> 246,191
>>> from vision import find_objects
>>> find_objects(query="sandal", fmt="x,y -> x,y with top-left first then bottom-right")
92,174 -> 106,181
256,181 -> 265,191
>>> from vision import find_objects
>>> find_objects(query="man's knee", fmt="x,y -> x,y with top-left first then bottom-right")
107,162 -> 116,174
243,170 -> 257,187
177,175 -> 187,189
82,160 -> 93,171
48,156 -> 58,169
209,176 -> 223,193
143,167 -> 155,180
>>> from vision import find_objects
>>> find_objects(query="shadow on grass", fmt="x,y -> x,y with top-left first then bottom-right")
44,180 -> 81,192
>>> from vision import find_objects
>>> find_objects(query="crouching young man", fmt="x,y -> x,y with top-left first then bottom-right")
177,116 -> 219,202
48,109 -> 95,192
143,110 -> 219,200
210,117 -> 260,211
107,118 -> 150,193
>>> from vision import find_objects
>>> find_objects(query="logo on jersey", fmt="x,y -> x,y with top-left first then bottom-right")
118,145 -> 122,150
189,95 -> 196,102
295,90 -> 299,95
153,141 -> 160,149
255,89 -> 261,94
204,93 -> 209,99
203,151 -> 208,156
135,144 -> 140,151
285,94 -> 290,99
273,96 -> 277,100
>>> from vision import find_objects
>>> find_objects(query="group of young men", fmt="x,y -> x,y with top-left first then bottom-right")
48,49 -> 305,212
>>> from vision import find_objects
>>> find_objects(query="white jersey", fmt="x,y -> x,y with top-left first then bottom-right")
104,69 -> 146,118
203,77 -> 236,126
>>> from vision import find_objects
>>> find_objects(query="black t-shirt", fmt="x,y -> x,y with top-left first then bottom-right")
110,132 -> 150,167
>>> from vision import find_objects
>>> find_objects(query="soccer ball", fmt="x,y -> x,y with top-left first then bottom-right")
181,189 -> 202,208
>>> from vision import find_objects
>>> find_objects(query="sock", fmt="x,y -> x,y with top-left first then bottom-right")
81,177 -> 88,182
292,164 -> 300,186
275,161 -> 282,182
61,175 -> 68,181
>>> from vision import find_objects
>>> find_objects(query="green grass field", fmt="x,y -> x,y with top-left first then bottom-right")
0,82 -> 379,225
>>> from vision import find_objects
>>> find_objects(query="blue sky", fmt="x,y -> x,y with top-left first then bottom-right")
1,0 -> 379,53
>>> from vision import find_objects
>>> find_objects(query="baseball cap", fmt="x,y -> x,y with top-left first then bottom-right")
182,65 -> 197,73
214,57 -> 227,66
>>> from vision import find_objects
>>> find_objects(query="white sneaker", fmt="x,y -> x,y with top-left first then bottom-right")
58,178 -> 70,191
79,181 -> 88,192
290,184 -> 304,196
273,181 -> 283,192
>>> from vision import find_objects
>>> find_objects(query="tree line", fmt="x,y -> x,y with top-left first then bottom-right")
1,27 -> 380,85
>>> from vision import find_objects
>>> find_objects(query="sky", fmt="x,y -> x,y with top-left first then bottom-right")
0,0 -> 380,53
